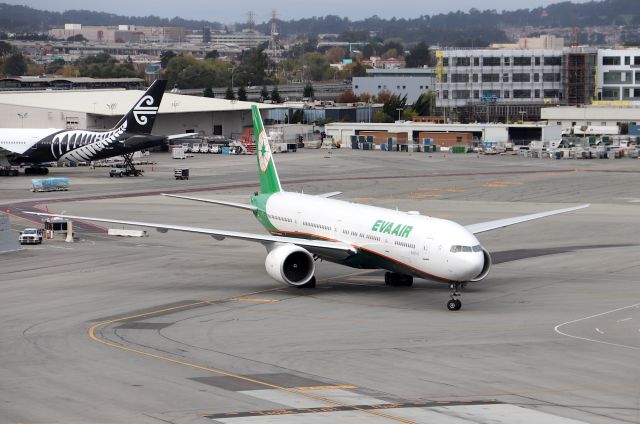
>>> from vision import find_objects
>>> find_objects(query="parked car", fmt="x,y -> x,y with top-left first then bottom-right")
19,228 -> 43,245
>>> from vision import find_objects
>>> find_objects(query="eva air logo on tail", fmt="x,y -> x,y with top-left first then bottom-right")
258,130 -> 272,173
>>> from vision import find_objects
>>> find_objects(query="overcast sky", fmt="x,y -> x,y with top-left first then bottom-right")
5,0 -> 593,23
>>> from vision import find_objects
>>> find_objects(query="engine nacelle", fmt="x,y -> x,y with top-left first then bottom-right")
265,244 -> 315,286
470,247 -> 492,282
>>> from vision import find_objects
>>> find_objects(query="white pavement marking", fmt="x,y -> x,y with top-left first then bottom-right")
215,404 -> 588,423
216,410 -> 398,423
595,328 -> 604,334
429,404 -> 588,423
237,389 -> 331,409
554,303 -> 640,351
616,317 -> 632,323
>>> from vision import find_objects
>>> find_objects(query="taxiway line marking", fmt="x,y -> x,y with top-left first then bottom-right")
88,280 -> 416,424
295,385 -> 357,391
554,303 -> 640,351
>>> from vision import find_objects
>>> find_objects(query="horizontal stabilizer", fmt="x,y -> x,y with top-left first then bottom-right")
162,194 -> 257,211
166,133 -> 198,140
465,204 -> 590,234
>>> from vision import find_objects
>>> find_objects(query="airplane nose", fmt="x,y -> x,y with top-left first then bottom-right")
463,252 -> 484,280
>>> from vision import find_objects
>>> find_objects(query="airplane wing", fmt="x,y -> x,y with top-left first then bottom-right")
162,194 -> 257,211
317,191 -> 342,198
465,204 -> 590,235
25,212 -> 356,260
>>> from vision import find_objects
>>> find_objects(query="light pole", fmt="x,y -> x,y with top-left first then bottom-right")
106,103 -> 117,115
17,112 -> 28,128
229,66 -> 237,91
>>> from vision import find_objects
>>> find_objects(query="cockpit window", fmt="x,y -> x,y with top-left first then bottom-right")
450,244 -> 482,253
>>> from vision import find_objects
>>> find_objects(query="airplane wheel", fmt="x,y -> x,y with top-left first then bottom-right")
447,299 -> 461,311
297,276 -> 316,289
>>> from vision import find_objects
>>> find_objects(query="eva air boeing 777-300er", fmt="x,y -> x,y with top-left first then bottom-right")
28,105 -> 589,311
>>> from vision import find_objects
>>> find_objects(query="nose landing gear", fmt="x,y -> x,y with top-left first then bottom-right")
447,282 -> 464,311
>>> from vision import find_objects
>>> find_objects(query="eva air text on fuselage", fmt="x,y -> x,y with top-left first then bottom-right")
371,220 -> 413,238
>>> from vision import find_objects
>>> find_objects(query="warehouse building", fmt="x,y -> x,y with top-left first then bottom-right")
0,88 -> 282,139
0,77 -> 145,91
325,121 -> 562,147
541,105 -> 640,130
353,68 -> 436,103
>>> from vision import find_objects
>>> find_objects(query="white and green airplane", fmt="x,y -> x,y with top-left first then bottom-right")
28,106 -> 589,311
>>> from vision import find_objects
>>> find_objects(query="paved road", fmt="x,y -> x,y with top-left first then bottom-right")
1,150 -> 639,423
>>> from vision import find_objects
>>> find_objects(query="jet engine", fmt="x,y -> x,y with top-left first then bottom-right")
470,247 -> 492,282
265,244 -> 315,286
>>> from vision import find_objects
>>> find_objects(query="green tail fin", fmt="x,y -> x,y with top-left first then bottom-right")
252,105 -> 282,194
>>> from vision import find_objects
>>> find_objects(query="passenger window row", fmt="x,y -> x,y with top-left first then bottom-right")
268,214 -> 292,223
395,240 -> 416,249
302,221 -> 330,231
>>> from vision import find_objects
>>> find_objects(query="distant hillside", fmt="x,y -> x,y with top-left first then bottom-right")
0,3 -> 222,32
1,0 -> 639,44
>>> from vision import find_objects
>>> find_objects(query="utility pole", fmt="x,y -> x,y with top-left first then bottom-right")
17,113 -> 28,128
268,9 -> 280,79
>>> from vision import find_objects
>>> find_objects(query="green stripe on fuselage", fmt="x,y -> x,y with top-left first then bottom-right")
251,192 -> 277,231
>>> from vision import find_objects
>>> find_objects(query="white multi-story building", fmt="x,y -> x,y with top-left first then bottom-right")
597,48 -> 640,101
436,49 -> 564,108
353,68 -> 436,103
209,29 -> 270,50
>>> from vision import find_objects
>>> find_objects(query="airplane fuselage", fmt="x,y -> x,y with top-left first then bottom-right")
252,191 -> 488,283
0,127 -> 164,166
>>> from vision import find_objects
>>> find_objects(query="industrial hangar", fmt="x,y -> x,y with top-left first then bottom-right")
0,87 -> 284,139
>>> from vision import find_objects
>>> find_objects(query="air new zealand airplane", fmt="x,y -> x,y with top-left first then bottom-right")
0,79 -> 169,175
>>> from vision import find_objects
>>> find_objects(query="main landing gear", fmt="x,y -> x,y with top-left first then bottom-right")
447,282 -> 465,311
122,153 -> 143,176
385,272 -> 413,287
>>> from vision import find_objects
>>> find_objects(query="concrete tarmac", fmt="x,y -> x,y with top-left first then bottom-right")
1,150 -> 639,423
